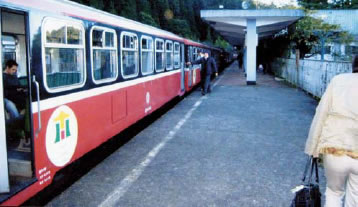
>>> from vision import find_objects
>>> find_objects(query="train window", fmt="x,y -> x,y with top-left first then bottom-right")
46,24 -> 66,44
141,36 -> 154,75
67,25 -> 82,45
105,32 -> 114,47
92,30 -> 103,47
165,40 -> 173,70
193,47 -> 198,61
155,39 -> 164,72
90,26 -> 118,83
121,32 -> 138,79
188,46 -> 193,62
42,17 -> 86,92
174,42 -> 180,69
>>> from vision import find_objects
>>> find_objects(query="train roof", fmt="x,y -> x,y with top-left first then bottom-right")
183,39 -> 222,51
4,0 -> 224,51
4,0 -> 184,41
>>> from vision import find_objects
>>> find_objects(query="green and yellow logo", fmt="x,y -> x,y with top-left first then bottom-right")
54,111 -> 71,143
46,105 -> 78,167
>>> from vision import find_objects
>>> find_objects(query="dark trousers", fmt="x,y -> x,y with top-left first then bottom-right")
201,75 -> 211,94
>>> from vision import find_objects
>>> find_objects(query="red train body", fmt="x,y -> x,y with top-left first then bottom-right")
0,0 -> 227,205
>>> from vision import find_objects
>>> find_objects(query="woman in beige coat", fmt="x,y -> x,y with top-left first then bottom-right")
305,56 -> 358,207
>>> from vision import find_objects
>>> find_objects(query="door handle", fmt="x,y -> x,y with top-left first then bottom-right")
32,75 -> 41,137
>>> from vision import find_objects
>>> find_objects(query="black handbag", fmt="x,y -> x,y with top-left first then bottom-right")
290,156 -> 321,207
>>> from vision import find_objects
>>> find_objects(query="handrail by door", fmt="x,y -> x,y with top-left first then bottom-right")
33,75 -> 41,137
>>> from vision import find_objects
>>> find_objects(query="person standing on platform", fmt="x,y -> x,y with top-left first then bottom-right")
187,52 -> 218,95
237,51 -> 243,70
197,51 -> 204,61
304,56 -> 358,207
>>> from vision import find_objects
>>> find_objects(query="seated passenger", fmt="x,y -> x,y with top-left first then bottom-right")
3,60 -> 26,122
3,60 -> 30,151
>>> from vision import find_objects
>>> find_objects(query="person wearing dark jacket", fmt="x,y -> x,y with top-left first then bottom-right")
187,52 -> 218,95
3,60 -> 26,121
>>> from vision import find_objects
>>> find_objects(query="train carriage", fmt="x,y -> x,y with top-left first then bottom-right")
0,0 -> 227,205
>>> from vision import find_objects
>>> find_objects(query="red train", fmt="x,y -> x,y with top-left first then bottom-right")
0,0 -> 230,205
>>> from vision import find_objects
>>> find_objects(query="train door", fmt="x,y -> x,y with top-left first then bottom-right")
0,8 -> 35,198
0,9 -> 9,193
180,43 -> 184,92
188,46 -> 193,88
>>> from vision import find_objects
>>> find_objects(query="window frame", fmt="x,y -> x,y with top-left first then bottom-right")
165,40 -> 173,71
188,46 -> 193,62
193,47 -> 198,61
120,31 -> 139,79
173,42 -> 180,69
140,35 -> 154,75
155,38 -> 165,72
42,17 -> 86,93
90,26 -> 118,84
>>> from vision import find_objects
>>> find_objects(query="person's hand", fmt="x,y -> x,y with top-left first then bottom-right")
215,72 -> 218,77
17,88 -> 28,93
186,62 -> 191,66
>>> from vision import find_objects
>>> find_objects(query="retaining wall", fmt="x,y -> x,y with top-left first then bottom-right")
272,58 -> 352,98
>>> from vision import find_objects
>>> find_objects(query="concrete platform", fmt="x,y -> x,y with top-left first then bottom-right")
46,62 -> 325,207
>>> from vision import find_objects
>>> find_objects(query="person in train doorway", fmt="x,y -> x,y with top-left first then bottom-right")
187,52 -> 218,95
3,60 -> 26,122
3,59 -> 29,151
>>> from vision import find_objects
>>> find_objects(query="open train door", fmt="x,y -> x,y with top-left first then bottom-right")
188,46 -> 193,88
0,9 -> 10,193
180,43 -> 185,92
0,8 -> 35,199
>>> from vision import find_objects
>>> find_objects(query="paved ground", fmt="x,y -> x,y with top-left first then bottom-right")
47,62 -> 325,207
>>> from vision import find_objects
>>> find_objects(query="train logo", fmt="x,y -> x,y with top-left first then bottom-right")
46,105 -> 78,167
54,112 -> 71,143
193,70 -> 196,84
145,92 -> 152,113
146,92 -> 150,105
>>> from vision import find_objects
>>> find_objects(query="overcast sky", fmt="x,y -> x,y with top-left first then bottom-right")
255,0 -> 298,7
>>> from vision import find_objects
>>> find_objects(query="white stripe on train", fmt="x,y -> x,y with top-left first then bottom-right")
31,70 -> 182,113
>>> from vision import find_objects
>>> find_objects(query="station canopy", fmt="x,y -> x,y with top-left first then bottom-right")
200,9 -> 304,46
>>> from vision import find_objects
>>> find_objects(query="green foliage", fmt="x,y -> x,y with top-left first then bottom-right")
138,12 -> 159,27
119,0 -> 138,20
297,0 -> 330,9
330,0 -> 358,8
214,36 -> 232,51
88,0 -> 104,10
289,10 -> 354,58
255,1 -> 299,9
298,0 -> 358,9
167,19 -> 192,38
70,0 -> 233,48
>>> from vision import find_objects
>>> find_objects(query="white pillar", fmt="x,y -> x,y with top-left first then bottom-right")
245,19 -> 257,85
243,47 -> 247,75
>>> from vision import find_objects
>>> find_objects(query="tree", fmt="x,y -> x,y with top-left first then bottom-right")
70,0 -> 233,49
298,0 -> 358,9
138,12 -> 159,27
167,19 -> 192,38
289,10 -> 354,59
118,0 -> 138,20
297,0 -> 330,9
88,0 -> 104,10
332,0 -> 358,8
214,36 -> 232,51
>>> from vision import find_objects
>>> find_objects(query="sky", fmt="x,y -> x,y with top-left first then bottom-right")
255,0 -> 298,7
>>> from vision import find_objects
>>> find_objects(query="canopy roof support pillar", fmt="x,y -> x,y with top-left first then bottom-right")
246,19 -> 257,85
